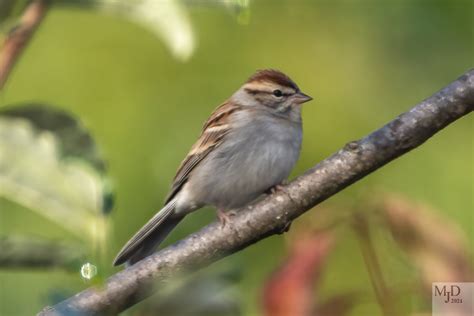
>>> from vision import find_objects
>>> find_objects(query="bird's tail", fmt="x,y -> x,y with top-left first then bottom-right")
113,199 -> 183,266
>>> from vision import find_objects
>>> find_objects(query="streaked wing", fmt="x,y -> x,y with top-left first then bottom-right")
164,101 -> 240,203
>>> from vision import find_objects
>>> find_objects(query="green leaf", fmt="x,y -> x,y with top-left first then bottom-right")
68,0 -> 196,61
53,0 -> 253,61
0,103 -> 113,243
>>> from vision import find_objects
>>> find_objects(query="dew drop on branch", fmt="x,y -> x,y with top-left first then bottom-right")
80,262 -> 97,280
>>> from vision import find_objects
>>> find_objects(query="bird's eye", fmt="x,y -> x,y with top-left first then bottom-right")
273,89 -> 283,97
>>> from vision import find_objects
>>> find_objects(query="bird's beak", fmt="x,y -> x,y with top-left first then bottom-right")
293,91 -> 313,104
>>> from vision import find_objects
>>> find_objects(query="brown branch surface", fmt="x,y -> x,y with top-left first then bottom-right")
39,69 -> 474,315
0,0 -> 48,90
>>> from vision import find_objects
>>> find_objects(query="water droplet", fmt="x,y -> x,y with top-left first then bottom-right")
80,262 -> 97,280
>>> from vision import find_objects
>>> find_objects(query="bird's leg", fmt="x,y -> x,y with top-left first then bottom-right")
270,184 -> 286,194
216,209 -> 236,228
267,180 -> 296,204
267,180 -> 289,194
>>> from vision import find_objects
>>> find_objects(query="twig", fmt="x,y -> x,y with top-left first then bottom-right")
39,69 -> 474,315
352,214 -> 395,316
0,0 -> 48,90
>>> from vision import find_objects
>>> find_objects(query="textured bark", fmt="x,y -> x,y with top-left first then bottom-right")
0,0 -> 48,90
39,69 -> 474,316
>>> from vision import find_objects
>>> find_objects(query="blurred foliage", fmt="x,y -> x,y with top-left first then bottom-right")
1,0 -> 250,60
263,232 -> 348,316
0,104 -> 113,240
136,267 -> 241,316
0,0 -> 472,315
382,194 -> 474,289
0,0 -> 29,26
0,103 -> 108,172
262,195 -> 473,316
0,234 -> 85,270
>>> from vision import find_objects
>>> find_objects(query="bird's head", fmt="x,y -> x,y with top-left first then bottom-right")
232,69 -> 312,116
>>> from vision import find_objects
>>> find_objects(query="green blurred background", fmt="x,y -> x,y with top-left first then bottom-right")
0,0 -> 472,315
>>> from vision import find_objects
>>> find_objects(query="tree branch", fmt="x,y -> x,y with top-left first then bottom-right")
0,0 -> 48,90
39,69 -> 474,315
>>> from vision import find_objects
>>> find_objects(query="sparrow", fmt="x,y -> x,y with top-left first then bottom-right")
113,69 -> 313,266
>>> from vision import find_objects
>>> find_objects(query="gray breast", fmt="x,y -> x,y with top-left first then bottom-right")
188,110 -> 302,210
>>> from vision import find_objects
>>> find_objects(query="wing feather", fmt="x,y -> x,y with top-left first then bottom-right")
164,101 -> 240,203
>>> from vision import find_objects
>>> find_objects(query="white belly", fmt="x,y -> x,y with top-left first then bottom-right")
186,112 -> 302,210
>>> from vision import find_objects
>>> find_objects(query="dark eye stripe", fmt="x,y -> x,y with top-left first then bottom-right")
244,88 -> 293,97
244,88 -> 260,95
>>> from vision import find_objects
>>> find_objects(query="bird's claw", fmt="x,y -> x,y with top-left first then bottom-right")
217,209 -> 236,228
268,182 -> 296,204
270,184 -> 286,194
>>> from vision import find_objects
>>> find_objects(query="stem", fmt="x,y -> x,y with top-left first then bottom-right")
0,0 -> 48,90
352,213 -> 396,316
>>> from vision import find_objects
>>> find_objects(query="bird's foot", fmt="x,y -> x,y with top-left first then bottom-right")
267,180 -> 289,194
217,209 -> 236,228
267,181 -> 296,204
270,184 -> 286,194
